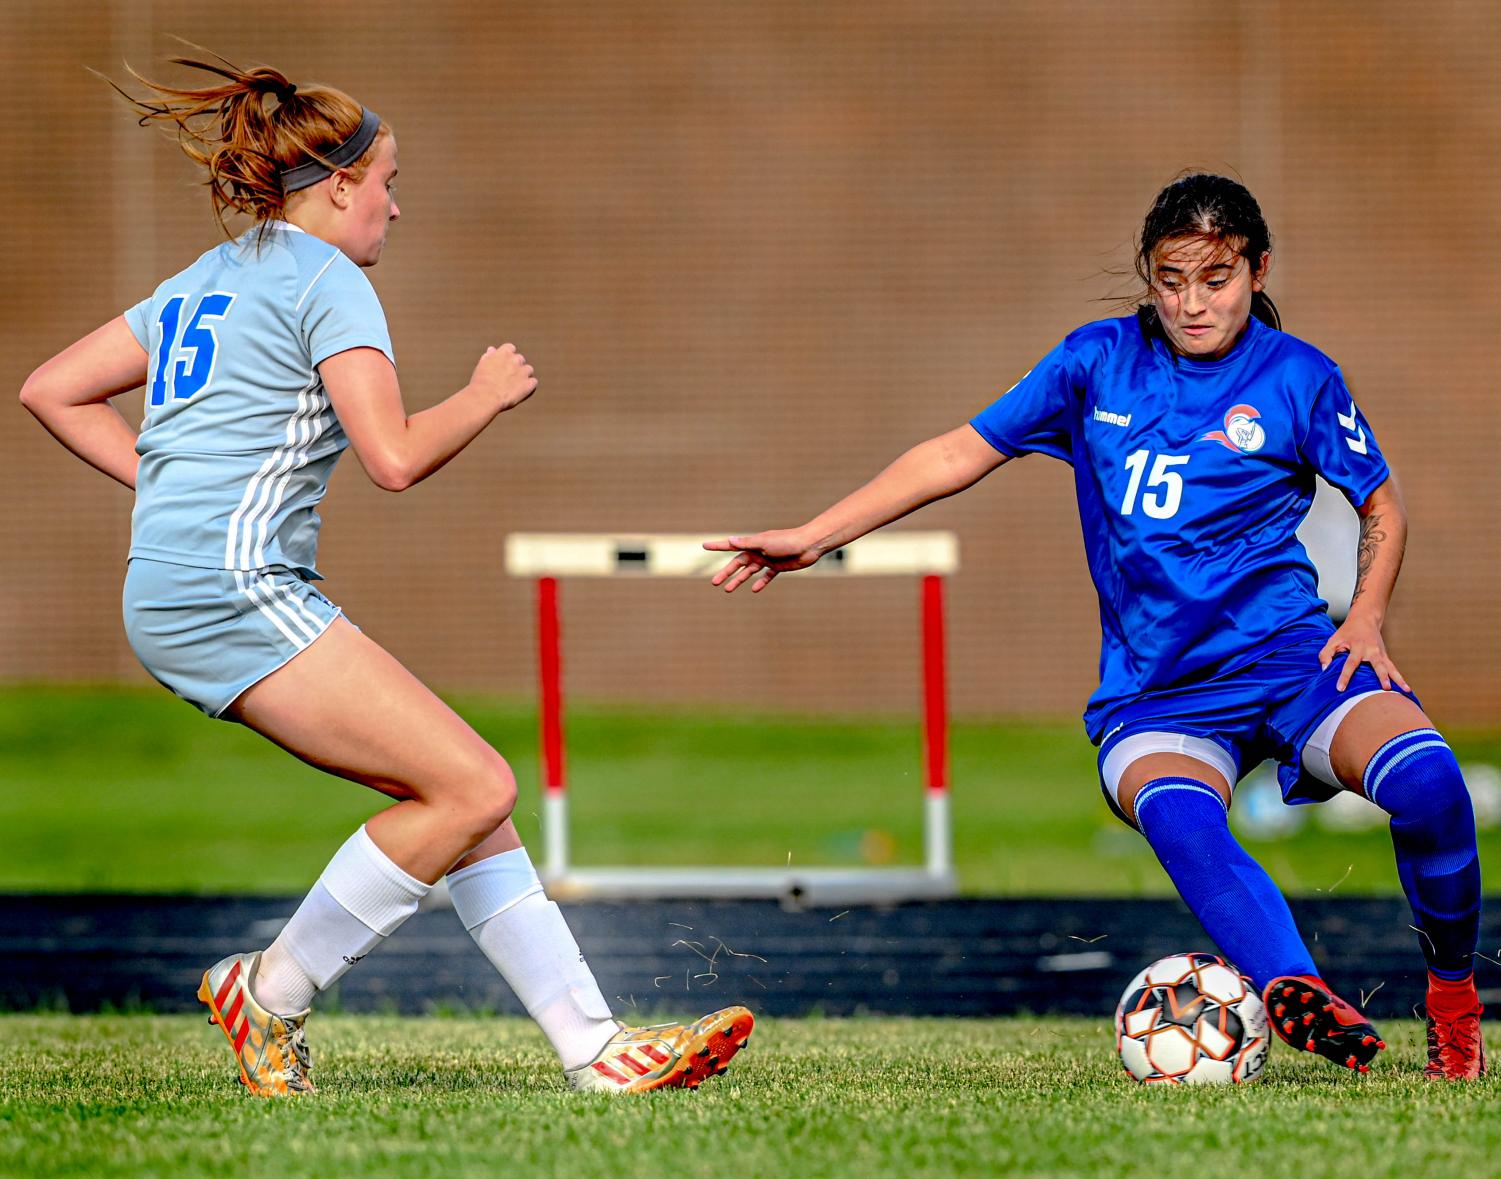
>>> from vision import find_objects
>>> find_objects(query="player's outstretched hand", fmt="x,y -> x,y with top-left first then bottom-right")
1319,613 -> 1411,693
469,343 -> 537,412
703,530 -> 823,593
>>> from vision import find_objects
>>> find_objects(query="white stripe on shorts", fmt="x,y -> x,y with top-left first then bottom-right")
265,573 -> 326,639
235,570 -> 308,649
254,572 -> 321,643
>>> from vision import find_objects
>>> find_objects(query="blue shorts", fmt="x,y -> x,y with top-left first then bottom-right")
1094,630 -> 1421,824
123,558 -> 343,718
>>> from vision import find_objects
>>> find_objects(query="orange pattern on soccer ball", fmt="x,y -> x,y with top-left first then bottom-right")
1115,953 -> 1268,1085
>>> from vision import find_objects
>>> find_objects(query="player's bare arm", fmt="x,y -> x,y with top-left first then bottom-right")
1318,474 -> 1410,691
19,316 -> 148,490
320,342 -> 537,492
706,422 -> 1007,593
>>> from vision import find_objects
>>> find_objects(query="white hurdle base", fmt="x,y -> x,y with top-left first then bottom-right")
511,530 -> 961,904
541,866 -> 959,906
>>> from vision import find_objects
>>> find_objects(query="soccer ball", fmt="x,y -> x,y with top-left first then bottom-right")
1115,953 -> 1269,1084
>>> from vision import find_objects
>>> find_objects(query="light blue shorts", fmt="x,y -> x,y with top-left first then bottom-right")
123,558 -> 343,718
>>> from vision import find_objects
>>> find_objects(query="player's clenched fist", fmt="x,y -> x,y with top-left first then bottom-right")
470,342 -> 538,412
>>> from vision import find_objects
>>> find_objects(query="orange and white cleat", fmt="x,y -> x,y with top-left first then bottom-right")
1425,995 -> 1486,1081
1263,975 -> 1385,1073
566,1006 -> 754,1093
197,951 -> 315,1096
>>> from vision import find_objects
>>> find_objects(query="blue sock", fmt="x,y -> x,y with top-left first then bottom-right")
1134,777 -> 1317,990
1363,729 -> 1480,981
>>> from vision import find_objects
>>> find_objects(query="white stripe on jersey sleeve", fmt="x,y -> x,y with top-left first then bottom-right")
295,252 -> 341,313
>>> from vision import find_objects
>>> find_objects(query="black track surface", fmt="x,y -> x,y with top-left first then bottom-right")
3,894 -> 1496,1019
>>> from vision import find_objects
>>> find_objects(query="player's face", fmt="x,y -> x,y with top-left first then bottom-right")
1149,236 -> 1269,361
345,133 -> 401,267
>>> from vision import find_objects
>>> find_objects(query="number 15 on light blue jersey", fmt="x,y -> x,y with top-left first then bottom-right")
150,291 -> 236,407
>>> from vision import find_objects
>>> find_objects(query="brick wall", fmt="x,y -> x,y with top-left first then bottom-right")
3,1 -> 1497,722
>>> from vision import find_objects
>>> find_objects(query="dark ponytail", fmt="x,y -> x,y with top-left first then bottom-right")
1134,173 -> 1280,339
1248,289 -> 1280,330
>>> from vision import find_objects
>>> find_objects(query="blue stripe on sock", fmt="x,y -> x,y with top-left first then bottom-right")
1363,728 -> 1442,802
1134,777 -> 1226,823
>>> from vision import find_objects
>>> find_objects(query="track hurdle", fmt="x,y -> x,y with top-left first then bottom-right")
504,531 -> 960,905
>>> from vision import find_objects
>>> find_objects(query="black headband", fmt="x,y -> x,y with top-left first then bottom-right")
280,108 -> 383,193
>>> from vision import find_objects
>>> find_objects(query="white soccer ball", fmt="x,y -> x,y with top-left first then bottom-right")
1115,953 -> 1269,1084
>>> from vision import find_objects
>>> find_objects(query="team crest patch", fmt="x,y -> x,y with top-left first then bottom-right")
1200,404 -> 1265,454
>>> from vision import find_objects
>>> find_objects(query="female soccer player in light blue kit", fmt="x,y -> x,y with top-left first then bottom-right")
709,174 -> 1484,1080
20,52 -> 751,1096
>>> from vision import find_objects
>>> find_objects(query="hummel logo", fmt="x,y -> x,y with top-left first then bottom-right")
342,954 -> 366,966
1336,399 -> 1368,455
1093,408 -> 1132,427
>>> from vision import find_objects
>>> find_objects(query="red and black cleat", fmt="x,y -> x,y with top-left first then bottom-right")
1263,975 -> 1385,1073
1425,1004 -> 1486,1081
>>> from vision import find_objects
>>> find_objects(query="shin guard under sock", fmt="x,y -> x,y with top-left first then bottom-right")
1363,730 -> 1481,980
1134,777 -> 1317,989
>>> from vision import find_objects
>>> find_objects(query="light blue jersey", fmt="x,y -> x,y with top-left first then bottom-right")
123,222 -> 393,578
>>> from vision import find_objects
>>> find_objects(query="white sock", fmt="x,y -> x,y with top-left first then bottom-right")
448,847 -> 617,1070
254,825 -> 430,1015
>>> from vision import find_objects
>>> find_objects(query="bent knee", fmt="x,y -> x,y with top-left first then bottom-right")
1364,729 -> 1467,815
462,755 -> 518,830
1108,745 -> 1234,828
427,751 -> 517,837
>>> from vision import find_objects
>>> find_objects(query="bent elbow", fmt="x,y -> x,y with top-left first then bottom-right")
366,457 -> 416,493
18,370 -> 51,415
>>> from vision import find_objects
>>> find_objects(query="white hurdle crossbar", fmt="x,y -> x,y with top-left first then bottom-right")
504,531 -> 960,904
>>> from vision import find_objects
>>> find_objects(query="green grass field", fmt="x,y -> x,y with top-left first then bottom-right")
2,685 -> 1500,896
1,1014 -> 1495,1178
5,689 -> 1499,1177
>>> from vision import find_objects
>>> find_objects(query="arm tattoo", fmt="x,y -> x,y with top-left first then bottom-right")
1351,510 -> 1387,605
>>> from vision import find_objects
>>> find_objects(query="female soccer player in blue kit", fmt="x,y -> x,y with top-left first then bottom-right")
708,173 -> 1485,1080
20,52 -> 751,1096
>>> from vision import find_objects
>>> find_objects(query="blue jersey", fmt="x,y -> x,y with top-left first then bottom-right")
969,315 -> 1390,739
123,222 -> 393,578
